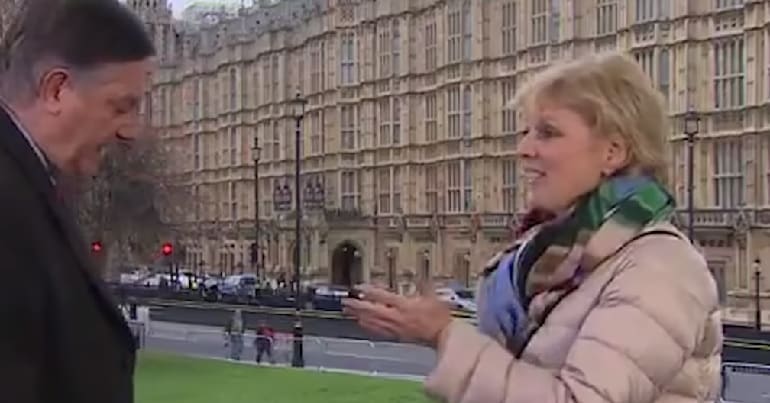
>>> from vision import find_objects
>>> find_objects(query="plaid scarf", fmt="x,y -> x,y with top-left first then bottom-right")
478,175 -> 675,354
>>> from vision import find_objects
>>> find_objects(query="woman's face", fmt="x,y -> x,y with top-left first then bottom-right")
517,103 -> 627,213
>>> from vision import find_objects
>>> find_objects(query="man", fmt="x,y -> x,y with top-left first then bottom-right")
0,1 -> 155,402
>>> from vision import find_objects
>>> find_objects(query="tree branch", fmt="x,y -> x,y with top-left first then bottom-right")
75,137 -> 191,276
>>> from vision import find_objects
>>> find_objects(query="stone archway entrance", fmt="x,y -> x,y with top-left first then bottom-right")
331,241 -> 363,287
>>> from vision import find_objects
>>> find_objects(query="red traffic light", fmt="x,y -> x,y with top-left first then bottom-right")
91,241 -> 103,253
161,242 -> 173,256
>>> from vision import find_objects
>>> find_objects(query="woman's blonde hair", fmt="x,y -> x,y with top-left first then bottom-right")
512,51 -> 670,186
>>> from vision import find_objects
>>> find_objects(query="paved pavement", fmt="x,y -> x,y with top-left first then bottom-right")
144,321 -> 436,378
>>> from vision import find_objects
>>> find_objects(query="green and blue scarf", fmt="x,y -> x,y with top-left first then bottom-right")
478,175 -> 676,354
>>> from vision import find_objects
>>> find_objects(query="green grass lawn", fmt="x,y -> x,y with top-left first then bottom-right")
135,352 -> 433,403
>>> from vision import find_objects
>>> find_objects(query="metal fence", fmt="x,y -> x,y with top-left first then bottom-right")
142,321 -> 434,380
111,283 -> 477,320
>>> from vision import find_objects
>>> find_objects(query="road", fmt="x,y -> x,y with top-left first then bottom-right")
144,321 -> 436,378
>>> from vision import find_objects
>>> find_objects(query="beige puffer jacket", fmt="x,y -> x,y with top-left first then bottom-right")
424,222 -> 722,403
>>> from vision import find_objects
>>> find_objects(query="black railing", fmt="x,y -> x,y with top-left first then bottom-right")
108,282 -> 316,310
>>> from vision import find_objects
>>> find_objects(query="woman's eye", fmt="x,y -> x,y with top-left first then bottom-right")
536,125 -> 559,139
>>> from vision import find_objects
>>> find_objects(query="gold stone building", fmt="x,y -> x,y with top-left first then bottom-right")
128,0 -> 770,324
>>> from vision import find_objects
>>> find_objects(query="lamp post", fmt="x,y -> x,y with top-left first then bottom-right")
684,110 -> 700,242
288,91 -> 308,368
252,137 -> 262,280
227,244 -> 235,275
386,249 -> 395,291
754,258 -> 762,331
463,252 -> 471,288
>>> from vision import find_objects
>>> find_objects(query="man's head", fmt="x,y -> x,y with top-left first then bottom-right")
0,0 -> 156,177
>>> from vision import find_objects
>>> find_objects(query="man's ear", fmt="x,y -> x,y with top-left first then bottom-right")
38,68 -> 71,115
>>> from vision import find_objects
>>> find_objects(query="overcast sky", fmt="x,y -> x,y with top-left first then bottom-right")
168,0 -> 241,16
168,0 -> 194,14
119,0 -> 242,16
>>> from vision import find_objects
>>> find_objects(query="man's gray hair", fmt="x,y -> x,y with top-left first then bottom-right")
0,0 -> 155,102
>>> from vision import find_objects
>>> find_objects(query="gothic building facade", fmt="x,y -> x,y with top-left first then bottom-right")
129,0 -> 770,325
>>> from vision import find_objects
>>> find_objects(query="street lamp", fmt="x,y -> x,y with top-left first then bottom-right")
288,91 -> 308,368
252,137 -> 262,280
227,244 -> 236,275
754,258 -> 762,331
463,252 -> 471,288
684,110 -> 700,242
386,249 -> 395,291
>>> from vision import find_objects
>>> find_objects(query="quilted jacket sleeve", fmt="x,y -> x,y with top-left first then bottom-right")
424,234 -> 720,403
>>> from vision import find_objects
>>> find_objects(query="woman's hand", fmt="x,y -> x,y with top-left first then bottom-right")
342,285 -> 453,349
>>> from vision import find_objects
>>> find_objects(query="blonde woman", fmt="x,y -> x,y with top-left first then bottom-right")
343,52 -> 722,403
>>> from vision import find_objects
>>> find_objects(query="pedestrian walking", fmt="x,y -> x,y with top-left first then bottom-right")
0,1 -> 155,402
254,321 -> 275,364
224,309 -> 245,360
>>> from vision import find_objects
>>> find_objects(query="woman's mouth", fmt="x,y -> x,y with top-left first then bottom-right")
522,168 -> 545,184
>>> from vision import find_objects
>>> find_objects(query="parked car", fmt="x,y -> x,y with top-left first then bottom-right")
219,274 -> 258,303
139,272 -> 195,290
310,284 -> 350,311
140,273 -> 171,288
435,287 -> 477,313
119,270 -> 146,285
200,275 -> 223,301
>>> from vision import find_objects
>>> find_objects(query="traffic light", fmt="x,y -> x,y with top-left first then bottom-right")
91,241 -> 103,253
161,242 -> 173,257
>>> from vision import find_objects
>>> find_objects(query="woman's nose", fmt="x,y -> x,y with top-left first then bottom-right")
515,130 -> 536,158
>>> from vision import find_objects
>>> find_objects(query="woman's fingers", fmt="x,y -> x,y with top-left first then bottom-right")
357,284 -> 407,308
358,316 -> 400,339
343,297 -> 405,339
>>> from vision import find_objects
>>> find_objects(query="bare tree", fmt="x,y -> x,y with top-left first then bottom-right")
73,137 -> 191,278
0,0 -> 23,35
0,0 -> 25,67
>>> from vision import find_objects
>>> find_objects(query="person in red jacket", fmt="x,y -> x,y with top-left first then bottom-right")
254,321 -> 275,364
